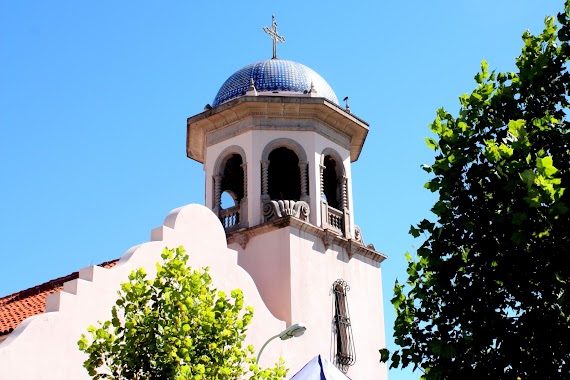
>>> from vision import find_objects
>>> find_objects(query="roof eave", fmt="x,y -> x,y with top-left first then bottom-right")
186,96 -> 370,163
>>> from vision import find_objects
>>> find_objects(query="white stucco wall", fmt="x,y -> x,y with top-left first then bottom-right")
0,205 -> 287,380
231,226 -> 388,379
288,229 -> 387,378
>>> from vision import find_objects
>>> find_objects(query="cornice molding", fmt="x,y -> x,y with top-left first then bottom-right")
187,96 -> 369,164
205,119 -> 352,152
226,216 -> 387,264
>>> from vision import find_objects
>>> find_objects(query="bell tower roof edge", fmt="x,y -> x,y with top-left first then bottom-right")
186,96 -> 369,165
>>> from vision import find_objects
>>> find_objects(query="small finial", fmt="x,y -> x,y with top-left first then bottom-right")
246,78 -> 258,96
306,80 -> 318,97
263,15 -> 286,59
309,80 -> 316,93
343,96 -> 351,113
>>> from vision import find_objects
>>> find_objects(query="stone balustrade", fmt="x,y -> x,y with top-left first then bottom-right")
321,200 -> 351,239
219,204 -> 240,232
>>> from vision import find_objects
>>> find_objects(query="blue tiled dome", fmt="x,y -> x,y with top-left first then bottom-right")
212,59 -> 338,107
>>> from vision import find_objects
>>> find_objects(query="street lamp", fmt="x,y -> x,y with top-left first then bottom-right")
256,323 -> 307,364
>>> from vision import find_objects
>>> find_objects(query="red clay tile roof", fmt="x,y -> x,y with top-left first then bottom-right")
0,260 -> 118,336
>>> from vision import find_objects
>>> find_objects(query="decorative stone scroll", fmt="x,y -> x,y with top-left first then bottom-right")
263,200 -> 310,222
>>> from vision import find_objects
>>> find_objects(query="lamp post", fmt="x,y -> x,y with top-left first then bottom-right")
256,323 -> 307,364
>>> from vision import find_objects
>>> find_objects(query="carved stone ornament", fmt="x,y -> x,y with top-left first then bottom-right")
322,229 -> 335,249
236,234 -> 249,249
353,225 -> 364,245
263,200 -> 310,222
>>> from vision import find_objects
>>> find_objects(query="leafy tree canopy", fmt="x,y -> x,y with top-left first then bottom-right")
78,247 -> 287,380
381,2 -> 570,379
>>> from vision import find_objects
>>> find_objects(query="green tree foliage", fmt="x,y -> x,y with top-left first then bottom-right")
381,3 -> 570,379
78,247 -> 287,380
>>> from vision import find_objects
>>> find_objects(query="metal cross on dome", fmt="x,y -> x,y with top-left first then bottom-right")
263,15 -> 285,59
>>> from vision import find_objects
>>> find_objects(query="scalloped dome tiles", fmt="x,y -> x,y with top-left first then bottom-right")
212,59 -> 339,107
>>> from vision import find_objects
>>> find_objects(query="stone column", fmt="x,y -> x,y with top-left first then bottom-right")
213,175 -> 222,215
240,163 -> 248,227
341,175 -> 350,238
299,160 -> 309,202
341,176 -> 348,210
319,164 -> 326,200
241,163 -> 248,198
320,163 -> 327,228
261,160 -> 270,201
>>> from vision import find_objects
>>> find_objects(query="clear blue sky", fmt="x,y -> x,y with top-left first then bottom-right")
0,1 -> 562,379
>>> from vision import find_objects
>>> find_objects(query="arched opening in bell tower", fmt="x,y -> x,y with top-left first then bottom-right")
260,138 -> 310,223
321,149 -> 346,211
320,148 -> 350,237
268,147 -> 301,201
212,146 -> 247,231
221,190 -> 237,209
221,154 -> 244,205
322,155 -> 341,209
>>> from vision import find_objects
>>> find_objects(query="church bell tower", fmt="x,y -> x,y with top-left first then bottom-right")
186,17 -> 387,378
